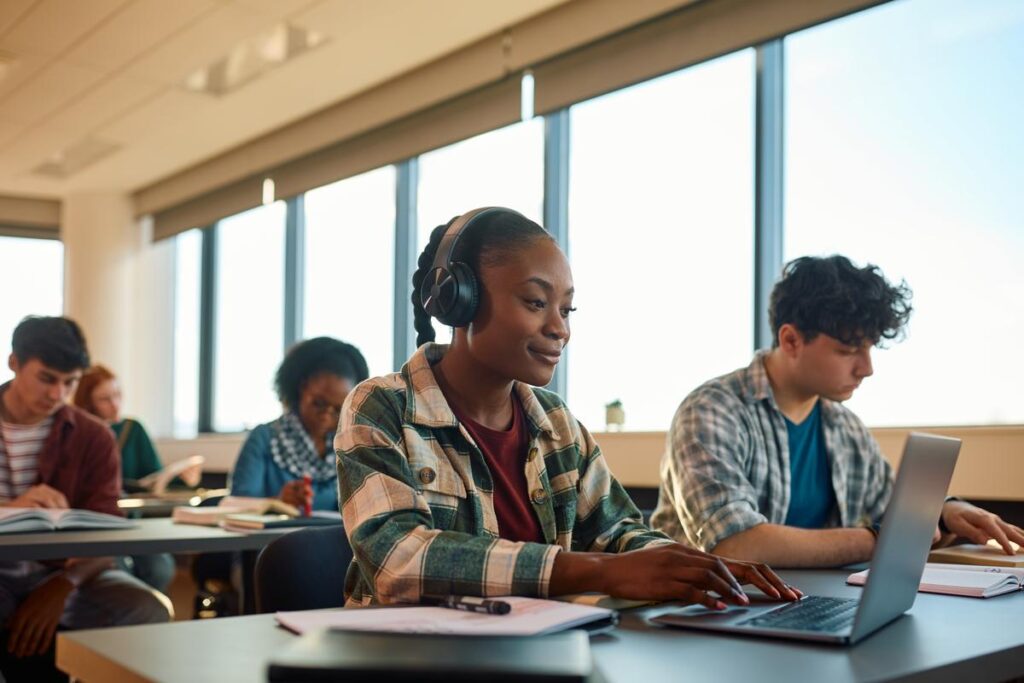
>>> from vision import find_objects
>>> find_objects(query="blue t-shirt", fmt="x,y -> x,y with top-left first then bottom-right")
783,402 -> 837,528
228,422 -> 338,512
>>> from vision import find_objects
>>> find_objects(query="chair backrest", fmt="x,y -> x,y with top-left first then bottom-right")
254,524 -> 353,613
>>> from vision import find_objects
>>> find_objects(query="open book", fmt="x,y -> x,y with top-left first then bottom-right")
0,507 -> 136,533
125,455 -> 205,495
275,596 -> 615,636
848,562 -> 1024,598
928,540 -> 1024,568
171,496 -> 300,526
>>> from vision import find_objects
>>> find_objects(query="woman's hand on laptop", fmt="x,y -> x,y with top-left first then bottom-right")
940,501 -> 1024,555
717,558 -> 802,602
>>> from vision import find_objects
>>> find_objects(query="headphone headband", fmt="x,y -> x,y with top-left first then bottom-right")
420,206 -> 527,328
429,206 -> 509,275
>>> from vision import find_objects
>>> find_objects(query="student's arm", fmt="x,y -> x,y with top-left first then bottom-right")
228,425 -> 272,498
567,421 -> 799,599
712,524 -> 876,567
76,423 -> 123,516
571,420 -> 672,552
659,389 -> 770,551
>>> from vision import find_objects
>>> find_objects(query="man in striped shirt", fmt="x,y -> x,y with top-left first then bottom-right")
0,317 -> 170,671
652,256 -> 1024,566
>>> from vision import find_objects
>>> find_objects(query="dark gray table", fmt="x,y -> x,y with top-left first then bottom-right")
0,518 -> 292,561
55,569 -> 1024,683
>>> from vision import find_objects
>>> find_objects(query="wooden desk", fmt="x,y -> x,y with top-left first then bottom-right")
56,569 -> 1024,683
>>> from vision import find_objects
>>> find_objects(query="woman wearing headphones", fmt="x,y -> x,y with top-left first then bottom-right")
336,207 -> 800,607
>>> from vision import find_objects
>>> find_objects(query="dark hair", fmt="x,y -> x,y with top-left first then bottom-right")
274,337 -> 369,410
11,316 -> 90,372
410,209 -> 552,347
769,255 -> 913,348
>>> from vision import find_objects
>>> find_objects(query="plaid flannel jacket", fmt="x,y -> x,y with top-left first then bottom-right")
650,351 -> 894,551
335,343 -> 670,607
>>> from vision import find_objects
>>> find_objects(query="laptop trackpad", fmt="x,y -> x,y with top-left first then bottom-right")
652,602 -> 782,628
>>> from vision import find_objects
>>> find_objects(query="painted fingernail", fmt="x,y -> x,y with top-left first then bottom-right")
715,600 -> 727,610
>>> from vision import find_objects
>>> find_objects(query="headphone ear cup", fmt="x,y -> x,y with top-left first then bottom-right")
441,261 -> 479,328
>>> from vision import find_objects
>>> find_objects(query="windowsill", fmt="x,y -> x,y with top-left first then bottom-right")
156,424 -> 1024,501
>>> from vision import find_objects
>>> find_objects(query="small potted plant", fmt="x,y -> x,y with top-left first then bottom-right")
605,399 -> 625,432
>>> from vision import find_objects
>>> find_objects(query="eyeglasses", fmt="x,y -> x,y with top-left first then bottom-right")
310,397 -> 342,415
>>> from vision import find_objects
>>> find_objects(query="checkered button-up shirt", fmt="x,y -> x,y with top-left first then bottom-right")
650,351 -> 893,551
336,343 -> 670,607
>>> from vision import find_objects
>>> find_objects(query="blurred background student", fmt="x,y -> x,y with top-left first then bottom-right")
74,364 -> 176,594
75,365 -> 162,486
228,336 -> 369,512
193,337 -> 368,617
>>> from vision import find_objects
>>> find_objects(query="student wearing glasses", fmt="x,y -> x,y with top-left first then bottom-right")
230,337 -> 368,511
336,208 -> 798,608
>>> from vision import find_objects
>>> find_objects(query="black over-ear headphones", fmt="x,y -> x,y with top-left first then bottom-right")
420,206 -> 526,328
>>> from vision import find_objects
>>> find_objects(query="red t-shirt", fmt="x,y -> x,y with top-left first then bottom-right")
449,395 -> 544,544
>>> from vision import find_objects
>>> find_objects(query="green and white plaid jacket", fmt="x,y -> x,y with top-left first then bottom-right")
335,343 -> 670,607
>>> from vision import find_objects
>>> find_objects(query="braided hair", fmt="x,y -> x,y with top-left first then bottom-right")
411,210 -> 552,348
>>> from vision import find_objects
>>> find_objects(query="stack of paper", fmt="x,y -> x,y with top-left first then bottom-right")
276,596 -> 614,636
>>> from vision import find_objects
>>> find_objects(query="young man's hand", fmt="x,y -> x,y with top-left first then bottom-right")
4,484 -> 69,509
941,500 -> 1024,555
6,574 -> 74,658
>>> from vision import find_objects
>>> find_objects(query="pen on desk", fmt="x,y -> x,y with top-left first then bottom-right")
424,595 -> 512,615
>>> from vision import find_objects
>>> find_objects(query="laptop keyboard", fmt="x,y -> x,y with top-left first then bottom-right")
737,596 -> 858,633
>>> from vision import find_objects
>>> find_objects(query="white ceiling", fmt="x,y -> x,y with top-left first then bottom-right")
0,0 -> 571,199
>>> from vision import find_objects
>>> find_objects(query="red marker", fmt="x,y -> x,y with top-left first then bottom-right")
302,473 -> 312,517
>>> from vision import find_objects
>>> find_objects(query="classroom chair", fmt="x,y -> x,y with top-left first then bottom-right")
253,524 -> 353,613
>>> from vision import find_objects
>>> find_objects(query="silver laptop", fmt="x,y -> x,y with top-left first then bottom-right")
652,432 -> 961,645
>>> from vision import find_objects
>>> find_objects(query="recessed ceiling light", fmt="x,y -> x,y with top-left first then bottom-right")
183,23 -> 328,97
32,137 -> 121,179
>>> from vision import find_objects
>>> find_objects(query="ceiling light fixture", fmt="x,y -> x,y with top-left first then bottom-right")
32,137 -> 121,179
184,23 -> 327,97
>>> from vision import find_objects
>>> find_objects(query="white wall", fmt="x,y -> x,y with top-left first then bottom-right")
61,193 -> 176,436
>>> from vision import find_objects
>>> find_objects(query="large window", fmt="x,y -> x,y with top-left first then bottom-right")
303,166 -> 396,377
212,202 -> 287,431
0,236 -> 63,383
167,1 -> 1022,434
566,50 -> 756,432
416,120 -> 545,344
172,229 -> 202,437
785,0 -> 1024,426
